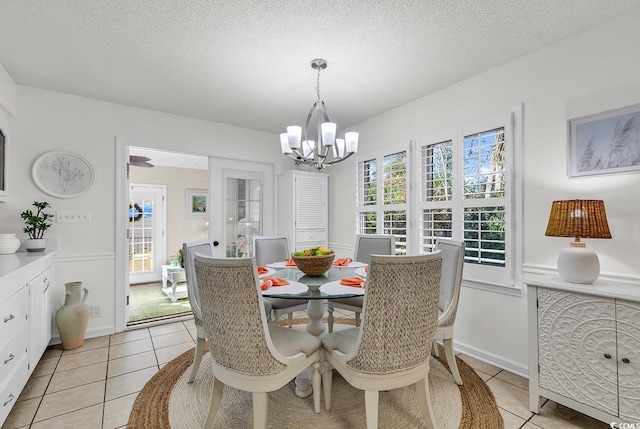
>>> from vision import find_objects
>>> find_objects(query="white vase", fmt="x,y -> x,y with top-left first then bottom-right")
0,233 -> 21,254
55,282 -> 91,350
26,238 -> 46,252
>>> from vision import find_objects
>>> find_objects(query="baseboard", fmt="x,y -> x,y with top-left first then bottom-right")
452,340 -> 528,379
49,325 -> 116,346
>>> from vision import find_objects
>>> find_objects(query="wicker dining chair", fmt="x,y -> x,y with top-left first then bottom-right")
183,240 -> 274,383
253,235 -> 307,327
327,234 -> 395,332
194,255 -> 323,428
321,253 -> 442,429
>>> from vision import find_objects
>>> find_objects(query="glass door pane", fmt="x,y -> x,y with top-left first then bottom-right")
225,178 -> 262,257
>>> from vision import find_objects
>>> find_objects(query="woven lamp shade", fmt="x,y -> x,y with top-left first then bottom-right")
545,200 -> 612,239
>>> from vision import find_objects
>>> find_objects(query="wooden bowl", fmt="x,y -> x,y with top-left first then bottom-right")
291,252 -> 335,276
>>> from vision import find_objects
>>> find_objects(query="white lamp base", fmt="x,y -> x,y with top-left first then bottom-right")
557,242 -> 600,284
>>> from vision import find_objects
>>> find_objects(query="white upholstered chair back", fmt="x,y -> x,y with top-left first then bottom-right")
353,234 -> 396,265
435,238 -> 465,328
182,240 -> 216,323
252,236 -> 291,266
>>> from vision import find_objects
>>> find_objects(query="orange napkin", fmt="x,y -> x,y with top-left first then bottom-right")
340,277 -> 366,288
333,258 -> 353,266
257,266 -> 269,275
286,258 -> 297,266
260,276 -> 289,290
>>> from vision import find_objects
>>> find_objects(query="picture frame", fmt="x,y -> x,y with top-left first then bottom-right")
568,103 -> 640,178
32,150 -> 95,198
186,189 -> 207,218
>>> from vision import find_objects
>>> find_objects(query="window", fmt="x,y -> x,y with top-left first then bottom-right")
356,151 -> 408,254
356,106 -> 521,290
416,112 -> 518,287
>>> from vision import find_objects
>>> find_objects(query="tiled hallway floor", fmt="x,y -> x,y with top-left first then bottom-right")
3,308 -> 609,429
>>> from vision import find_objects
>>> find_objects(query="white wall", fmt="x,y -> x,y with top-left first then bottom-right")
1,86 -> 284,337
328,10 -> 640,375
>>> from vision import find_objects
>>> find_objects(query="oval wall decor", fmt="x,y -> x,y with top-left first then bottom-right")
32,150 -> 95,198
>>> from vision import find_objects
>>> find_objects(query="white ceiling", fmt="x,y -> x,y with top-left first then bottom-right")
2,1 -> 640,168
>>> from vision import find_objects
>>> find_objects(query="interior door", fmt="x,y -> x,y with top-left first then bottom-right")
209,158 -> 275,258
128,184 -> 166,284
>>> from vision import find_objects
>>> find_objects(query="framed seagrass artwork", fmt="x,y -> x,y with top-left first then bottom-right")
568,103 -> 640,178
186,189 -> 207,218
32,150 -> 95,198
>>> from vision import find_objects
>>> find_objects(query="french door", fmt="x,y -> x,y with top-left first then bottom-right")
128,184 -> 166,284
209,158 -> 275,258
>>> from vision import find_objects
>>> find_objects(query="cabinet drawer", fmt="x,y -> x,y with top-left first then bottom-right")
0,351 -> 29,426
0,287 -> 29,343
0,322 -> 29,386
296,230 -> 327,244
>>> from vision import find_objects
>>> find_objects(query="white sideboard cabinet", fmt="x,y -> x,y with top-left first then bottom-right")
277,170 -> 328,252
527,274 -> 640,424
0,251 -> 56,426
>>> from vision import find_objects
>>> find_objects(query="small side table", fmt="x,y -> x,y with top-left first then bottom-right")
161,265 -> 188,301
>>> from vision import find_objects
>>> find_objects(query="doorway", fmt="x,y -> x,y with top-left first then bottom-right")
128,184 -> 166,284
116,141 -> 276,331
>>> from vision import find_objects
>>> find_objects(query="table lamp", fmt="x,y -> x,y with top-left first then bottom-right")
545,200 -> 611,284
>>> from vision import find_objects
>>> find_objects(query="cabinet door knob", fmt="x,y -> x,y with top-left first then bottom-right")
3,314 -> 14,323
622,357 -> 630,364
604,353 -> 612,359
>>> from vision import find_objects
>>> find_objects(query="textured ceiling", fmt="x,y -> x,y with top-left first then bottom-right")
1,0 -> 639,137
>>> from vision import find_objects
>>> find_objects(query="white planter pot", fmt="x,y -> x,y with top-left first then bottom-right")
26,238 -> 46,252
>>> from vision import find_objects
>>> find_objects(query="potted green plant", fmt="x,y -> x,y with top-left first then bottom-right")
20,201 -> 54,252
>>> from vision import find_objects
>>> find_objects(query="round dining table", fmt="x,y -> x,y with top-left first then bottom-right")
262,263 -> 367,398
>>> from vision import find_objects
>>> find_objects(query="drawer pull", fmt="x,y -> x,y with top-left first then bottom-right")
3,314 -> 15,323
622,358 -> 631,364
604,353 -> 612,359
3,393 -> 14,407
4,353 -> 14,364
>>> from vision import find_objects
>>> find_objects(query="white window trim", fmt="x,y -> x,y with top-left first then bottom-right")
355,104 -> 523,294
410,104 -> 523,292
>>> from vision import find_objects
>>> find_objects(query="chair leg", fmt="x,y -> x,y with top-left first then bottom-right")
327,303 -> 335,333
415,376 -> 437,429
188,335 -> 206,383
202,376 -> 224,429
252,391 -> 268,429
364,390 -> 379,429
431,339 -> 439,357
287,312 -> 293,328
443,338 -> 463,385
312,360 -> 321,414
355,311 -> 361,327
322,359 -> 333,411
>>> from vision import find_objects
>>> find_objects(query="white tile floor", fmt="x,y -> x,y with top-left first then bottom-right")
2,307 -> 610,429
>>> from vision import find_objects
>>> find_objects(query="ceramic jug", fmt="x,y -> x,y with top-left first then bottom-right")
55,282 -> 91,350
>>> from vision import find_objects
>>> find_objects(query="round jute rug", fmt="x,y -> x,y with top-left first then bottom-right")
128,329 -> 503,428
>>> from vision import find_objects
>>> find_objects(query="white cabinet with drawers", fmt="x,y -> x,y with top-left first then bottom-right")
527,274 -> 640,424
0,251 -> 56,426
277,170 -> 328,252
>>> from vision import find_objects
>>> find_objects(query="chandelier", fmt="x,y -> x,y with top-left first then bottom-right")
280,59 -> 359,169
